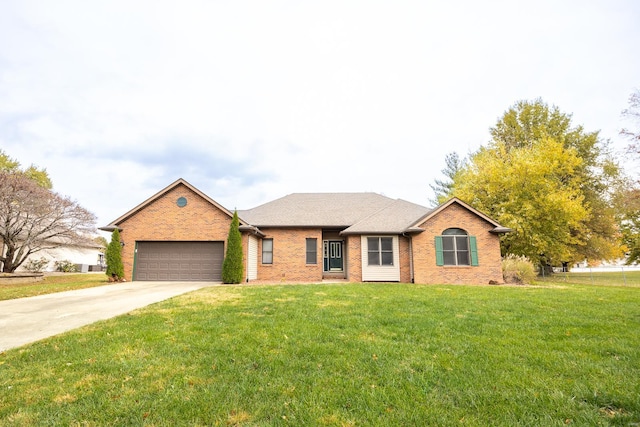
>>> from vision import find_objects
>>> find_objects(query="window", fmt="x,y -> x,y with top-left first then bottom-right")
435,229 -> 478,266
367,237 -> 394,266
306,238 -> 317,264
262,239 -> 273,264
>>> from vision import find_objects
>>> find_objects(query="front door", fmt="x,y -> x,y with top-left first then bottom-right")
324,240 -> 343,271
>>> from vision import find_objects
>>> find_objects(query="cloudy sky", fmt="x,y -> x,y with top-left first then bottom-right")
1,1 -> 639,231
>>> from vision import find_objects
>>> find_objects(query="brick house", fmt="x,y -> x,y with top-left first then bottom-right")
101,179 -> 511,284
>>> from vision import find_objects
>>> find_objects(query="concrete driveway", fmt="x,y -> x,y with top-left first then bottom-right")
0,281 -> 218,352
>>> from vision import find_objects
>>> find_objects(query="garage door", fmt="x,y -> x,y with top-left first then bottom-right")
135,241 -> 224,281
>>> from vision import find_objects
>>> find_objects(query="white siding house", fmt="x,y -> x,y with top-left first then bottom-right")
16,243 -> 103,272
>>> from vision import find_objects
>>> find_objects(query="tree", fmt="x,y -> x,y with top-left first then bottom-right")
0,150 -> 52,189
94,235 -> 108,253
0,171 -> 96,272
430,152 -> 465,205
621,89 -> 640,153
447,99 -> 622,266
617,188 -> 640,265
222,211 -> 244,284
105,228 -> 124,280
619,90 -> 640,262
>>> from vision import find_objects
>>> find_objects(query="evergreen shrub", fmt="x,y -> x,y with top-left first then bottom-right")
222,211 -> 244,284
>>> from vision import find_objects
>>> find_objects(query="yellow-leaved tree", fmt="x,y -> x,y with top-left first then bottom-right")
442,99 -> 624,268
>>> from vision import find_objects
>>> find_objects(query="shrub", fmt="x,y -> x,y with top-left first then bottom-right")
24,257 -> 50,272
105,229 -> 125,281
54,260 -> 78,273
222,211 -> 244,284
502,254 -> 536,284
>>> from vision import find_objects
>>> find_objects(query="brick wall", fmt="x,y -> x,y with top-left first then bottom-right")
399,235 -> 412,283
117,184 -> 235,281
255,228 -> 323,282
345,235 -> 362,282
412,203 -> 504,284
115,184 -> 503,285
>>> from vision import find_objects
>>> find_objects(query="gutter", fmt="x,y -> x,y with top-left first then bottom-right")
490,226 -> 513,234
98,225 -> 122,232
239,225 -> 265,238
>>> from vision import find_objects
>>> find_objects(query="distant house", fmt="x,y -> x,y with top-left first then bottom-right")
101,179 -> 511,284
15,237 -> 104,273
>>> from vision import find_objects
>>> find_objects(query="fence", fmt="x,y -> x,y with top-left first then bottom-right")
537,266 -> 640,286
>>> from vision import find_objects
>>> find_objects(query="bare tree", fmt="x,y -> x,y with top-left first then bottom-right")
622,89 -> 640,154
0,172 -> 97,273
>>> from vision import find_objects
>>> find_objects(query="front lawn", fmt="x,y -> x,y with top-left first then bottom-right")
1,282 -> 638,426
0,273 -> 110,301
537,269 -> 640,286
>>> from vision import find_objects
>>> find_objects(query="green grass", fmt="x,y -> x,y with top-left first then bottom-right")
0,273 -> 110,301
537,269 -> 640,286
1,282 -> 639,426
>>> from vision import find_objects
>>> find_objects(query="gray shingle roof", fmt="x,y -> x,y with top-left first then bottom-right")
342,199 -> 433,234
238,193 -> 432,233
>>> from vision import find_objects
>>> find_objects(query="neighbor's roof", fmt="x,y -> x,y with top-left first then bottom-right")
238,193 -> 433,234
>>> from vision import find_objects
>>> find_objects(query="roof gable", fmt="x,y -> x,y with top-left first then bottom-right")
102,178 -> 237,229
414,197 -> 511,233
342,199 -> 432,234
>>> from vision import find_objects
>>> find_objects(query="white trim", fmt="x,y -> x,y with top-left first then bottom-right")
361,235 -> 400,281
247,235 -> 258,280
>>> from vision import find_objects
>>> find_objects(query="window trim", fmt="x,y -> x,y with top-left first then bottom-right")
435,229 -> 478,267
306,238 -> 317,265
262,238 -> 273,264
367,236 -> 394,266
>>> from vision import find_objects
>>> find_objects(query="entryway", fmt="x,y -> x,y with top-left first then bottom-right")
323,237 -> 345,279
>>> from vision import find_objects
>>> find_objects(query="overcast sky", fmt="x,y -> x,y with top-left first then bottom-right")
1,0 -> 639,231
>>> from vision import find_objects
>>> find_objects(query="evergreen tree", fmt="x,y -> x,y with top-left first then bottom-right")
105,229 -> 124,281
430,151 -> 465,205
222,211 -> 244,284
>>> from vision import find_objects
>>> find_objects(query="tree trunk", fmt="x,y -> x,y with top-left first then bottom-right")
2,247 -> 17,273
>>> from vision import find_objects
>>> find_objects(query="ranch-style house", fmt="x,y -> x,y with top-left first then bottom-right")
101,179 -> 511,284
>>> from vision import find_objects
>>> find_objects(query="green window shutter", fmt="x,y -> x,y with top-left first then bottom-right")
469,236 -> 479,266
435,236 -> 444,266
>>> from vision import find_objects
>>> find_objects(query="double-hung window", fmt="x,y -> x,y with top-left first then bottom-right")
435,228 -> 478,266
262,238 -> 273,264
306,238 -> 317,264
367,237 -> 394,266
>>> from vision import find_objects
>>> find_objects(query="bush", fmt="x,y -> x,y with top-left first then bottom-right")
222,211 -> 244,284
105,229 -> 125,281
502,254 -> 536,284
54,260 -> 78,273
24,257 -> 49,272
